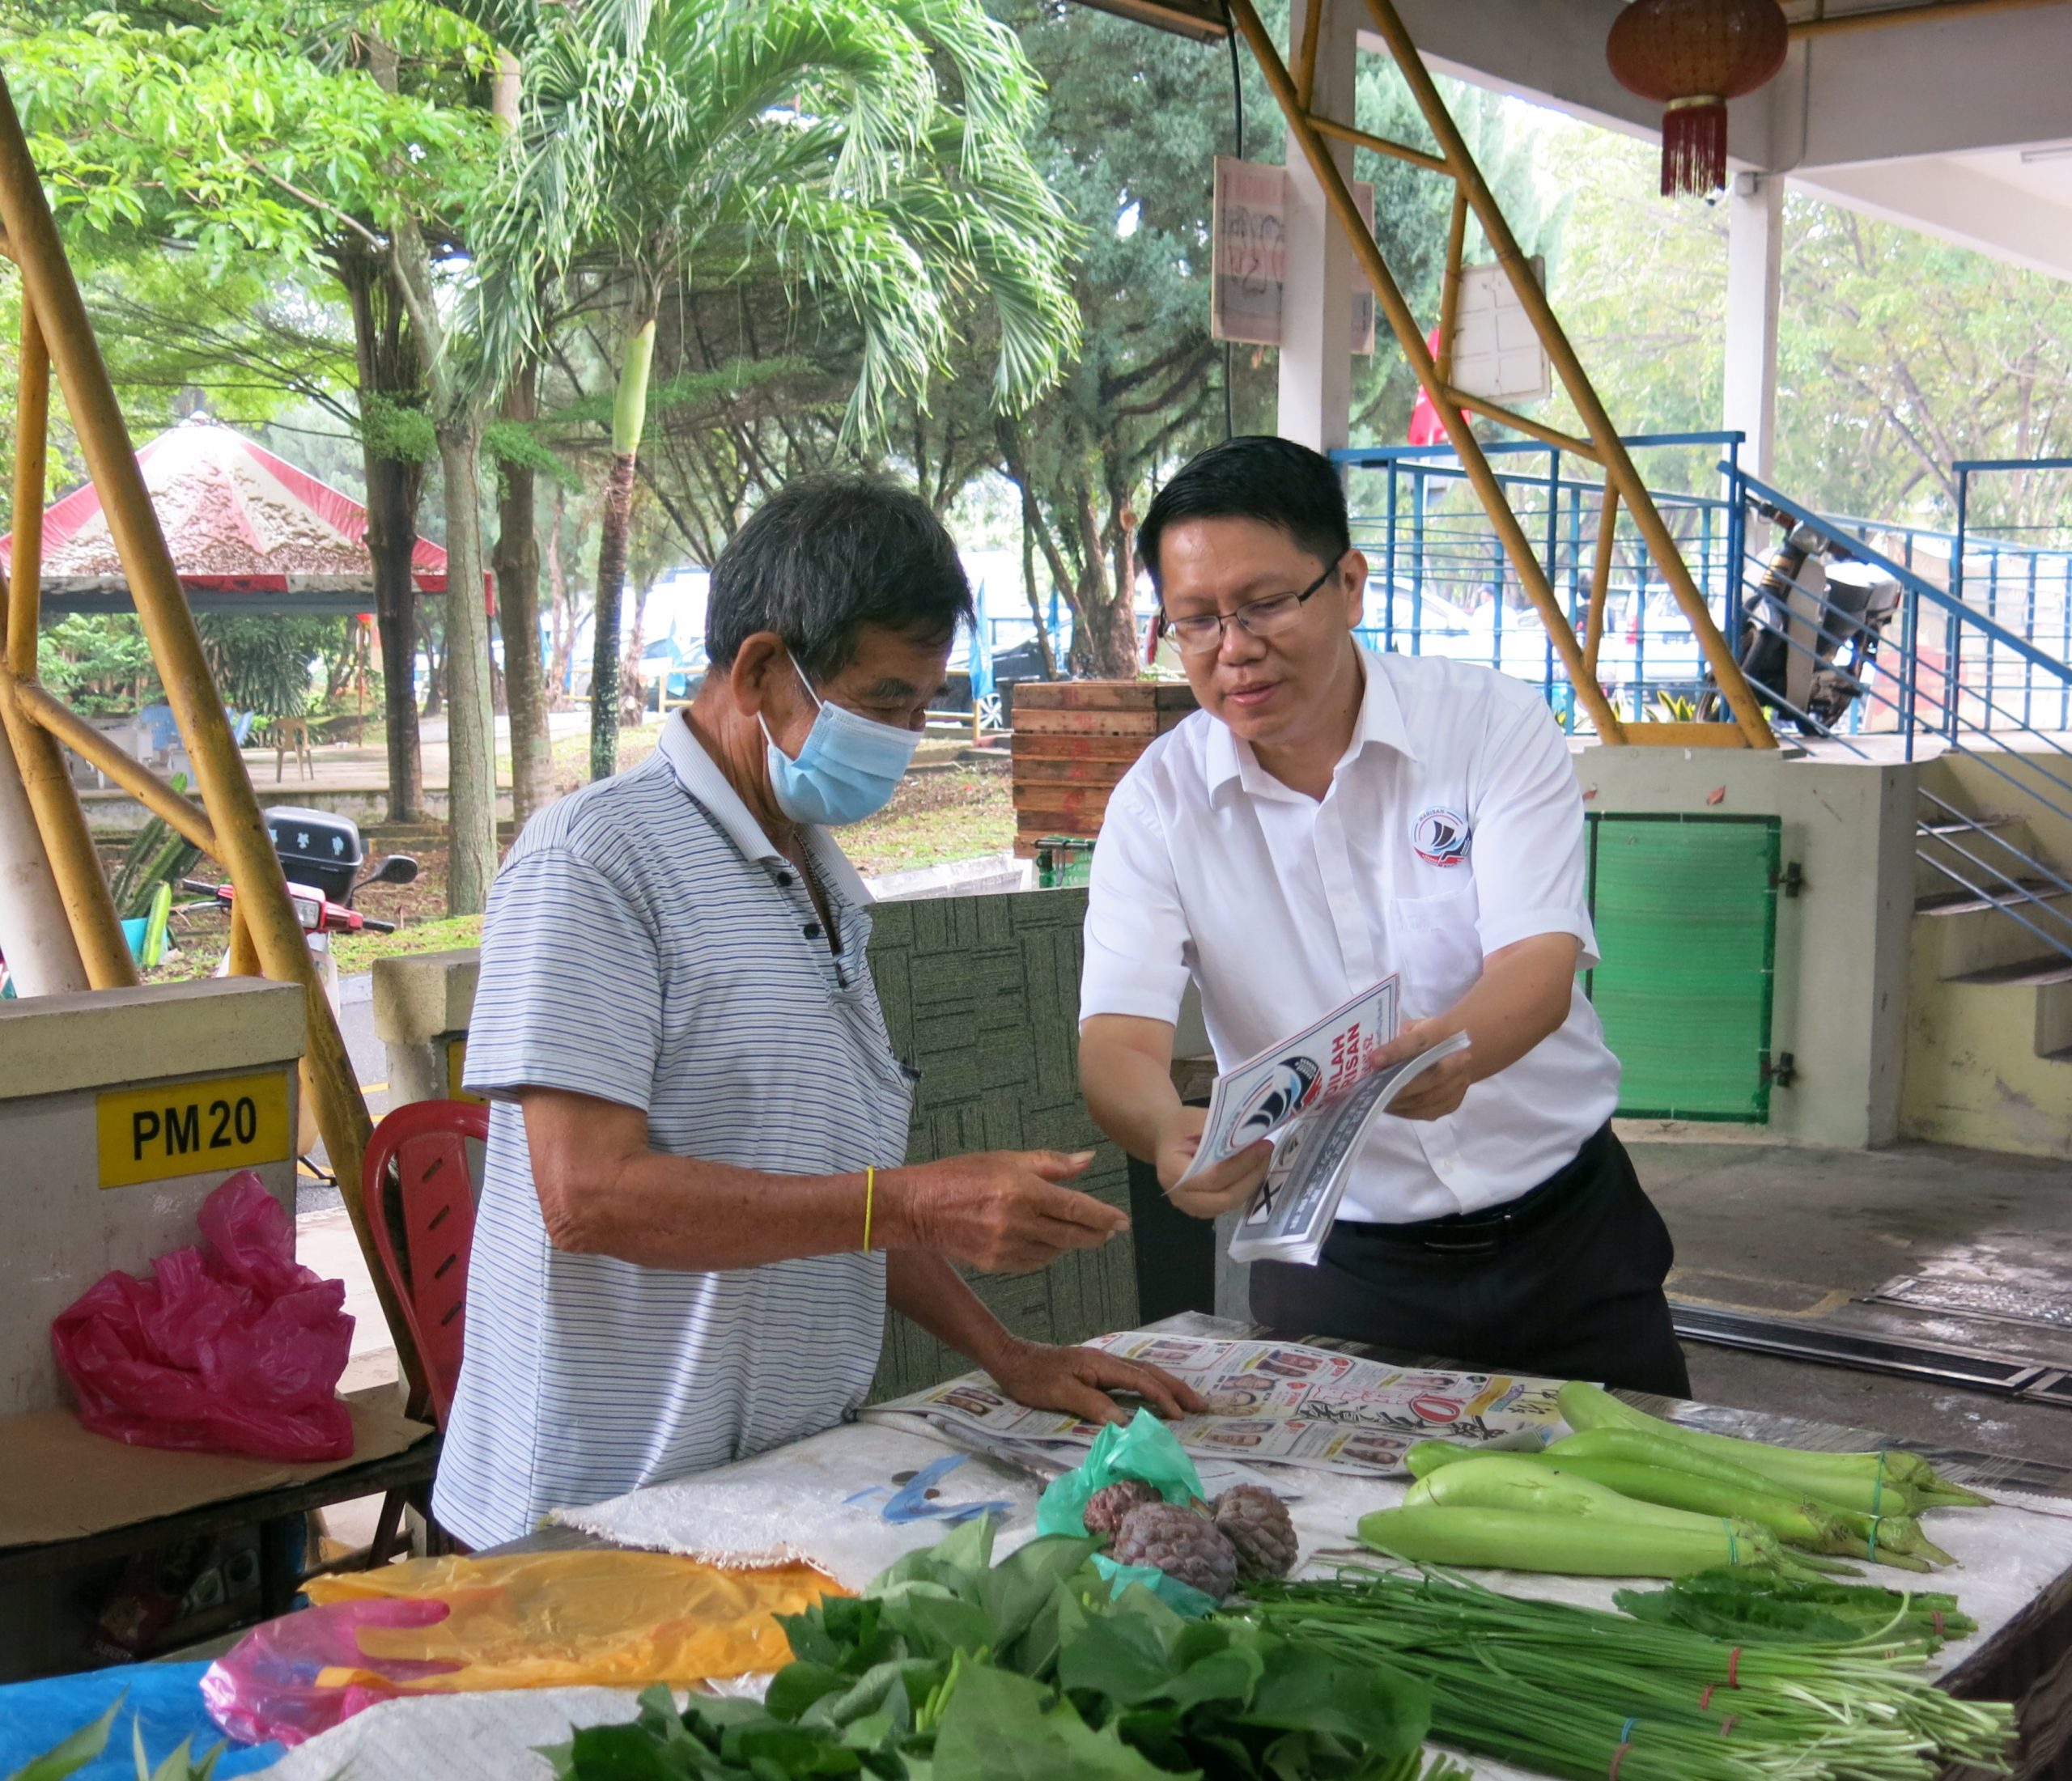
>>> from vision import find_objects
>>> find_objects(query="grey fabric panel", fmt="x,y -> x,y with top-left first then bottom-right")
866,887 -> 1139,1400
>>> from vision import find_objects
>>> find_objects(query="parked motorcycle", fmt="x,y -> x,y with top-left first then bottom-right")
185,804 -> 417,1003
1705,499 -> 1902,735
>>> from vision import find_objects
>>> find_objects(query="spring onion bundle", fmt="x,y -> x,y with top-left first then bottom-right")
1242,1564 -> 2015,1781
1614,1568 -> 1978,1649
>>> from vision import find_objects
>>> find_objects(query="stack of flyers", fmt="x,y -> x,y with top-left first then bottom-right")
1174,976 -> 1471,1266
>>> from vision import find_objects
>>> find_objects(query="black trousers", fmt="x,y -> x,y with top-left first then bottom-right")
1249,1125 -> 1691,1398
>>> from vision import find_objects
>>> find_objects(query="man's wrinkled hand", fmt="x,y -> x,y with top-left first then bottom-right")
894,1149 -> 1128,1274
1371,1016 -> 1474,1122
987,1337 -> 1209,1428
1153,1105 -> 1272,1220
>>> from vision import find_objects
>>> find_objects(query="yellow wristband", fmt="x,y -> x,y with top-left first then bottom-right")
862,1166 -> 876,1253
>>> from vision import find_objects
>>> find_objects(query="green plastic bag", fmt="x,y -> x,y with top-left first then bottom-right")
1036,1410 -> 1216,1617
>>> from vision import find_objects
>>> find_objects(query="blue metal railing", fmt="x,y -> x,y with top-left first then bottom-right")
1336,432 -> 1748,731
1339,435 -> 2072,744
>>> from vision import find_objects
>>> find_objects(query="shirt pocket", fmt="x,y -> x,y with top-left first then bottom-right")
1391,883 -> 1484,1016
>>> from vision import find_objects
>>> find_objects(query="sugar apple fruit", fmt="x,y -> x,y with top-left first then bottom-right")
1212,1484 -> 1298,1580
1083,1478 -> 1162,1536
1110,1500 -> 1239,1601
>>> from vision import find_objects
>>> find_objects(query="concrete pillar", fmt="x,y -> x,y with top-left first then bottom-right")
1276,0 -> 1358,452
372,948 -> 482,1107
0,723 -> 87,995
1724,171 -> 1785,481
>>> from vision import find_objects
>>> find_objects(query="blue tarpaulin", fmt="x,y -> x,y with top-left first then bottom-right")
0,1660 -> 282,1780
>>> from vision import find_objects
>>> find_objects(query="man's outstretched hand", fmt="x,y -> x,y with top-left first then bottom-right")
1154,1105 -> 1273,1220
1371,1016 -> 1474,1122
987,1337 -> 1209,1428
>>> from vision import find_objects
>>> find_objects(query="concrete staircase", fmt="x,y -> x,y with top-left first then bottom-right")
1905,800 -> 2072,1156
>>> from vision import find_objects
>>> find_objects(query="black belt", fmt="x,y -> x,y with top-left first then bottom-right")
1340,1123 -> 1614,1256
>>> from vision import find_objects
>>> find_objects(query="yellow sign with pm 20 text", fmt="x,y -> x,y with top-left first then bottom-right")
96,1069 -> 294,1189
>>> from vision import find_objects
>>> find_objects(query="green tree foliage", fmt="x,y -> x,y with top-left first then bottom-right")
1537,120 -> 2072,532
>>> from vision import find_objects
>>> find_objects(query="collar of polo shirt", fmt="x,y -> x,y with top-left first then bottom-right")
1203,644 -> 1420,804
657,711 -> 873,906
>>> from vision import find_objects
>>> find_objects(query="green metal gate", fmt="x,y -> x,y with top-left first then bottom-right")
1585,812 -> 1783,1123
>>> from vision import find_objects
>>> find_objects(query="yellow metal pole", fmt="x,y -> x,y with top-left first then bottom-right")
0,72 -> 418,1393
1225,0 -> 1630,742
8,299 -> 44,677
1582,483 -> 1620,682
1357,0 -> 1774,750
1440,388 -> 1598,461
1434,184 -> 1468,385
11,676 -> 219,853
1307,115 -> 1450,175
0,668 -> 135,987
227,905 -> 261,977
1293,0 -> 1326,111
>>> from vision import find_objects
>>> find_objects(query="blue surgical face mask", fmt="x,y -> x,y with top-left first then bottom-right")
761,655 -> 923,826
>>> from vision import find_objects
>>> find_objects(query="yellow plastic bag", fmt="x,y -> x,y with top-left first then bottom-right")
302,1547 -> 840,1694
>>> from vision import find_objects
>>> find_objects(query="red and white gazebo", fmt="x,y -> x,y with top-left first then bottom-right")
0,413 -> 450,614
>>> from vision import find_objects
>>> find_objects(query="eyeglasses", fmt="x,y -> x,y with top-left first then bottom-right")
1158,550 -> 1347,655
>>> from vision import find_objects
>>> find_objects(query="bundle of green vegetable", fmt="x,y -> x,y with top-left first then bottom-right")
1364,1385 -> 1989,1580
1365,1451 -> 1843,1580
1559,1382 -> 1989,1515
1613,1568 -> 1977,1649
548,1519 -> 1463,1781
1244,1563 -> 2016,1781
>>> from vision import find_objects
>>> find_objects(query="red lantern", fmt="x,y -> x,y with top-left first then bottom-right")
1606,0 -> 1789,197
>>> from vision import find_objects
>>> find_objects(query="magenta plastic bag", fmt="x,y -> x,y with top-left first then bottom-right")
51,1170 -> 355,1462
201,1599 -> 455,1747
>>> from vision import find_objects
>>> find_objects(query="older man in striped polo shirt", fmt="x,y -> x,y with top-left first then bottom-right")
434,476 -> 1197,1549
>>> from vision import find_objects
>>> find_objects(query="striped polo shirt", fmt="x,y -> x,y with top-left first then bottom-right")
432,713 -> 914,1549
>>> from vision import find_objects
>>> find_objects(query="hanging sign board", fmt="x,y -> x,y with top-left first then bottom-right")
1447,258 -> 1552,404
1211,157 -> 1376,354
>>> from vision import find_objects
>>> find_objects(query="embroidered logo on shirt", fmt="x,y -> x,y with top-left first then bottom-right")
1412,806 -> 1470,867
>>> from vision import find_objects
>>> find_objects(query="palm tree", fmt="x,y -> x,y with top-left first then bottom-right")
472,0 -> 1080,782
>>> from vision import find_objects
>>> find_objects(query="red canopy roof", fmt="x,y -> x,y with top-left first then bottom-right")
1,415 -> 449,612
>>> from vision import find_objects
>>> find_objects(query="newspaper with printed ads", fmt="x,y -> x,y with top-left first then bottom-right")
1171,973 -> 1470,1266
866,1331 -> 1564,1478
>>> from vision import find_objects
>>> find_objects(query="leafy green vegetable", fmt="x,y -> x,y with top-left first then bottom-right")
5,1700 -> 119,1781
1613,1567 -> 1977,1648
553,1524 -> 1454,1781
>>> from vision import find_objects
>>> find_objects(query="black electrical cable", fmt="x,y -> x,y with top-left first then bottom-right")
1221,2 -> 1242,439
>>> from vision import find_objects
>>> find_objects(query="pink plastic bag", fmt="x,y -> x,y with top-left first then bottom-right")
51,1170 -> 355,1462
201,1598 -> 456,1747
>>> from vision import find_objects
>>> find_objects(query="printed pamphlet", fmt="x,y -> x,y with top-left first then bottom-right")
865,1330 -> 1564,1478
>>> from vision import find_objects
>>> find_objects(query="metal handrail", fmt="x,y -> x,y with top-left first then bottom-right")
1917,850 -> 2072,967
1730,467 -> 2072,689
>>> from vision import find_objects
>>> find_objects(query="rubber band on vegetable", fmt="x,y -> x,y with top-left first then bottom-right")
1721,1716 -> 1739,1737
1933,1610 -> 1946,1639
1867,1519 -> 1877,1562
1699,1684 -> 1715,1711
1609,1719 -> 1637,1780
1728,1647 -> 1742,1689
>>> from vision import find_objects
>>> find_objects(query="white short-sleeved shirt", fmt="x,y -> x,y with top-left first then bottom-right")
432,715 -> 914,1549
1081,647 -> 1618,1223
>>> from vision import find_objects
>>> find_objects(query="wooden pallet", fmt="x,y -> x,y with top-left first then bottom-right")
1010,681 -> 1197,857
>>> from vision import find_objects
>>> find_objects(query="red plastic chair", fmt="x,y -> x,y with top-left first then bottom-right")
363,1098 -> 487,1430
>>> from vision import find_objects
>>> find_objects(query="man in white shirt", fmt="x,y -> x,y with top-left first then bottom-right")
1078,436 -> 1688,1395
